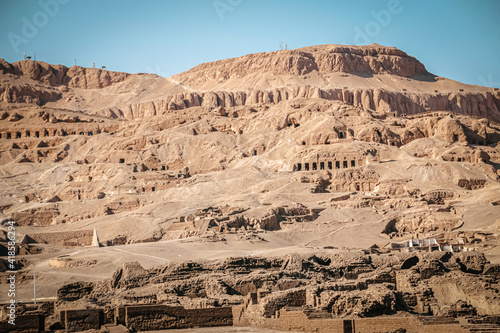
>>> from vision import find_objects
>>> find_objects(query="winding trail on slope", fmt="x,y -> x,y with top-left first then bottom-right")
108,247 -> 170,264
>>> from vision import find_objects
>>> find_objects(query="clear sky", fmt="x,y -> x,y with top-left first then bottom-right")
0,0 -> 499,87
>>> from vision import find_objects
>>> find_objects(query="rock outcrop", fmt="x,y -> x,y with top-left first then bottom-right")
98,87 -> 500,122
0,59 -> 129,89
0,82 -> 61,105
173,44 -> 429,85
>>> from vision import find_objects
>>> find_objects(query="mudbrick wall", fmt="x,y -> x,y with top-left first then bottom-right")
60,309 -> 100,332
259,310 -> 470,333
0,314 -> 45,333
14,252 -> 497,332
22,230 -> 93,247
123,304 -> 233,331
10,207 -> 60,226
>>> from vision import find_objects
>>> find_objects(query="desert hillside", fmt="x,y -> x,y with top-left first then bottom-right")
0,44 -> 500,332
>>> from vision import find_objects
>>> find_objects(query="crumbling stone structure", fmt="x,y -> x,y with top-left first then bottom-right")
121,304 -> 232,331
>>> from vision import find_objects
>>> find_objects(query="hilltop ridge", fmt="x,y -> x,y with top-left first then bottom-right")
1,44 -> 500,122
174,43 -> 429,86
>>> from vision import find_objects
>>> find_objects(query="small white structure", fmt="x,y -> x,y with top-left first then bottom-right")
391,237 -> 466,253
92,228 -> 100,247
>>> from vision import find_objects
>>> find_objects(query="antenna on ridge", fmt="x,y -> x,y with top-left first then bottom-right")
93,62 -> 95,69
74,59 -> 77,66
285,41 -> 288,50
24,51 -> 26,60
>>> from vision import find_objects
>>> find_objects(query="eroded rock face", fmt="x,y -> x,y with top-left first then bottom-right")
96,88 -> 500,123
0,60 -> 130,89
0,82 -> 61,105
174,44 -> 428,84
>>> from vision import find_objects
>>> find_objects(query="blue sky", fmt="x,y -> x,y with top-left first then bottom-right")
0,0 -> 499,87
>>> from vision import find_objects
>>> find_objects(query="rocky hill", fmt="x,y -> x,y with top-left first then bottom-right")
0,44 -> 500,331
175,44 -> 429,84
0,58 -> 129,89
1,44 -> 500,122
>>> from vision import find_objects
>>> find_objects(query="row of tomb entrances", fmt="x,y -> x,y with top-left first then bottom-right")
0,129 -> 104,139
294,159 -> 360,171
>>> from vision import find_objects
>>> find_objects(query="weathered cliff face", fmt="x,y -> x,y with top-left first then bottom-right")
0,82 -> 61,105
1,44 -> 500,121
0,59 -> 130,89
307,44 -> 428,77
100,87 -> 500,123
173,44 -> 429,86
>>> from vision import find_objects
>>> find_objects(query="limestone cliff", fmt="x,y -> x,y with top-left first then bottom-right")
100,87 -> 500,123
174,44 -> 429,86
1,44 -> 500,122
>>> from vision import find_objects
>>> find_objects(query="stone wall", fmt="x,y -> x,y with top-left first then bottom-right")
0,314 -> 44,333
124,304 -> 232,331
22,230 -> 93,247
260,310 -> 469,333
11,207 -> 60,226
60,309 -> 100,332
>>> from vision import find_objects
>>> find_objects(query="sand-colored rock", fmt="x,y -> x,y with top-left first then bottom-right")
0,44 -> 500,332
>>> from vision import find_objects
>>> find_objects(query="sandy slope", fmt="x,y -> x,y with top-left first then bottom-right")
0,44 -> 499,300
